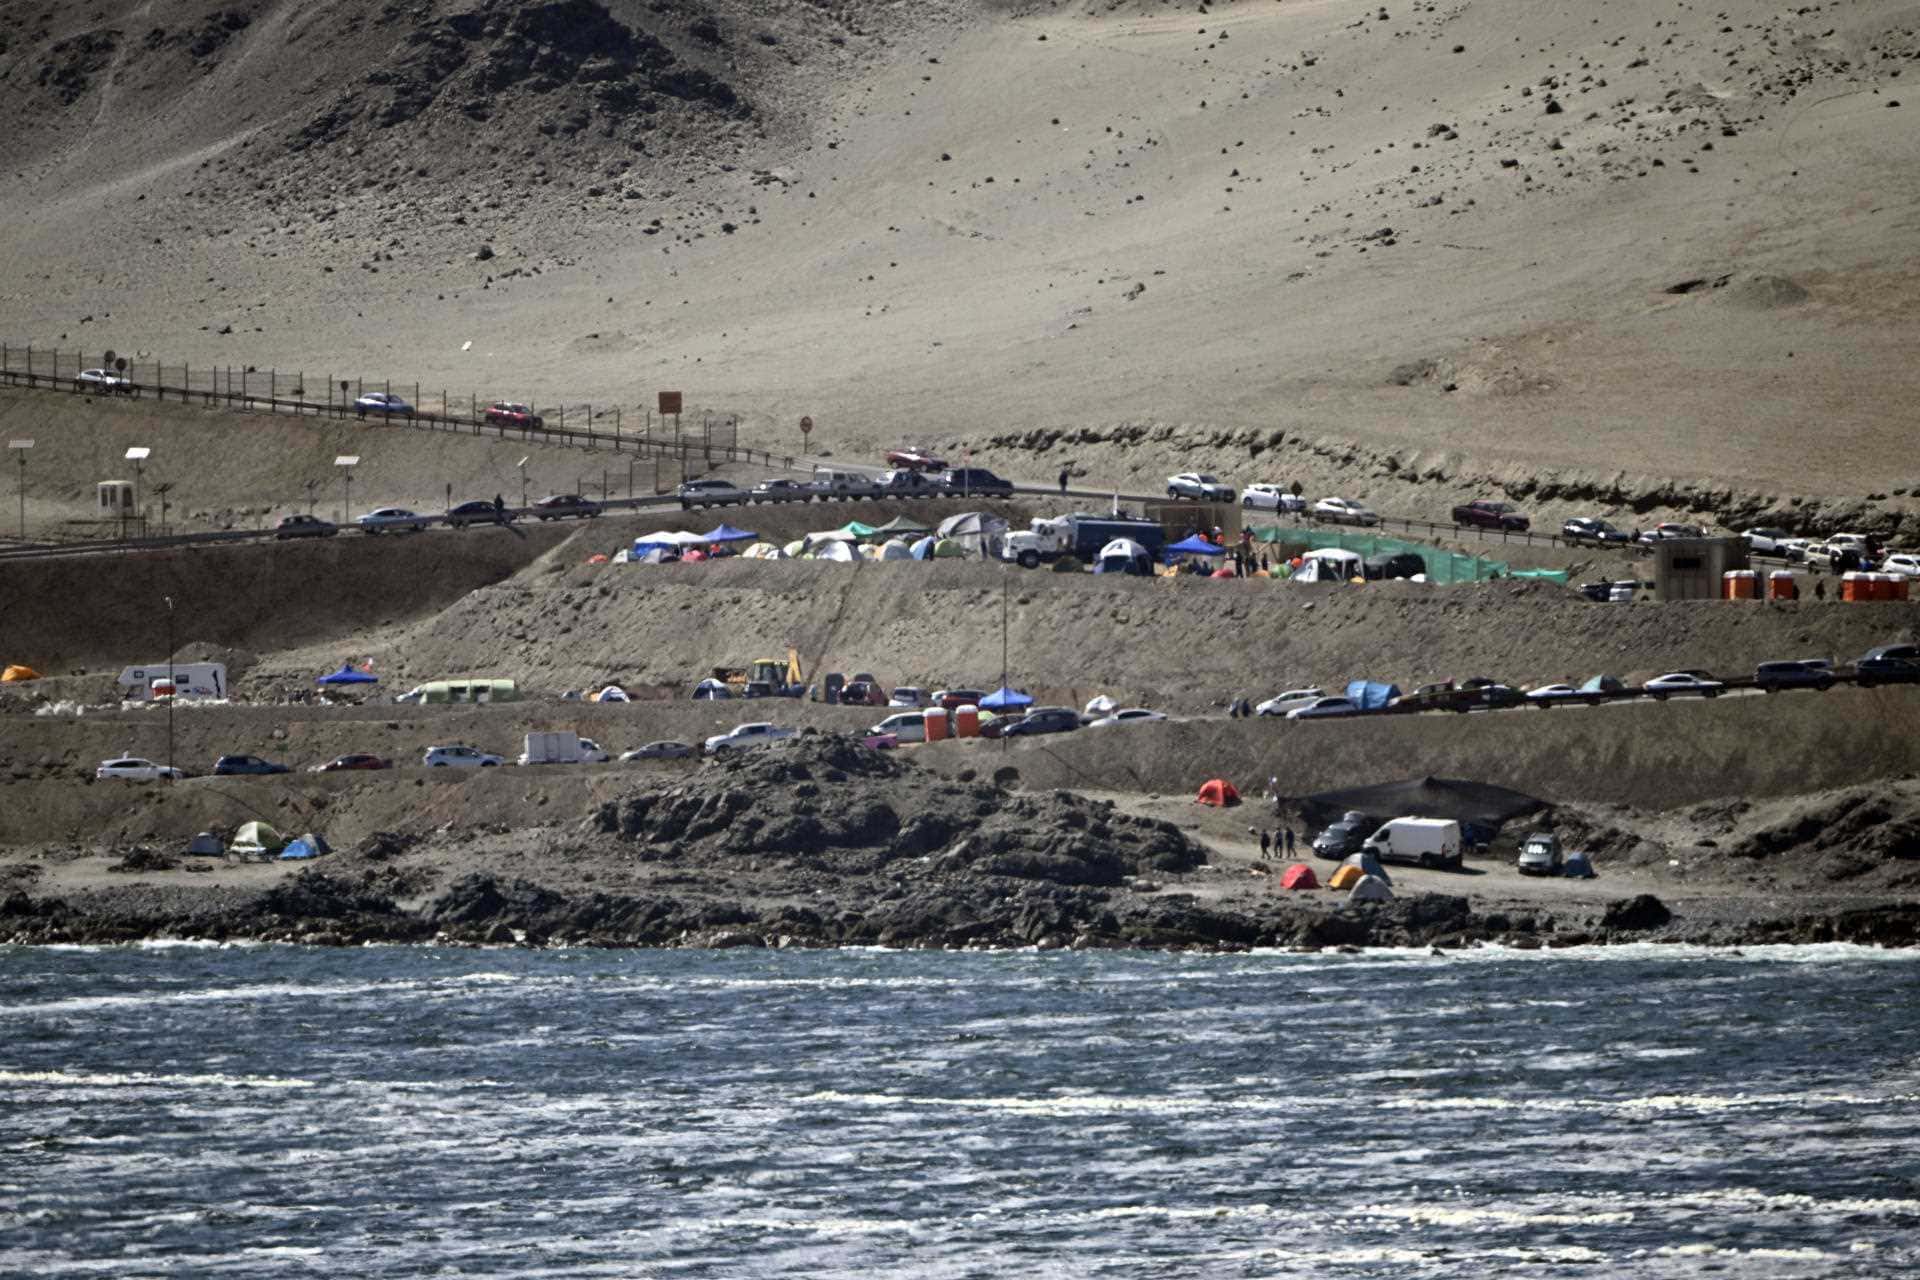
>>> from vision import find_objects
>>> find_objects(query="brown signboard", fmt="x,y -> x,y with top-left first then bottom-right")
800,415 -> 814,433
658,391 -> 683,416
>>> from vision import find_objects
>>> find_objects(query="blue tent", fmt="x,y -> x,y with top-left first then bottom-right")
980,685 -> 1034,709
910,535 -> 936,560
1344,680 -> 1401,711
280,837 -> 319,860
1563,851 -> 1597,879
316,664 -> 377,685
1165,535 -> 1226,556
701,523 -> 758,543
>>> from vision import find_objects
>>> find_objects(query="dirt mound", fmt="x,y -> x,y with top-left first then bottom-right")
590,735 -> 1203,888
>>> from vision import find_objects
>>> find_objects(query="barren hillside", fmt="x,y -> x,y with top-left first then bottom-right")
1,0 -> 1916,514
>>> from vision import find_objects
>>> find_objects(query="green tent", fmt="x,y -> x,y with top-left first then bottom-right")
835,520 -> 879,540
930,537 -> 968,558
230,821 -> 286,855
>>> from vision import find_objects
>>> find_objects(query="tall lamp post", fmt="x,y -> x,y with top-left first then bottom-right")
163,595 -> 176,782
334,455 -> 359,524
125,446 -> 151,536
518,457 -> 530,511
7,439 -> 31,541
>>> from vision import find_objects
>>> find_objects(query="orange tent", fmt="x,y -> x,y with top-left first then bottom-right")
1328,864 -> 1364,891
1279,864 -> 1320,891
1195,778 -> 1241,807
1,665 -> 40,682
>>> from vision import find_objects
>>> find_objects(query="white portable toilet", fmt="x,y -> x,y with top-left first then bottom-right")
97,480 -> 134,514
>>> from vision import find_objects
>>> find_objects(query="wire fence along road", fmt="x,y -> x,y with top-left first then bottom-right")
0,342 -> 803,472
3,339 -> 1750,565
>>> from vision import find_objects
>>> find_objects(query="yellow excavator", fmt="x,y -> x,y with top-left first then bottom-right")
711,648 -> 805,698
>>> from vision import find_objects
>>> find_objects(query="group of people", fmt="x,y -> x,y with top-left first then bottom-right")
1257,828 -> 1298,859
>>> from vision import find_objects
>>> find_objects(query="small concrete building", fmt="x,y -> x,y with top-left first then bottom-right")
1652,537 -> 1750,601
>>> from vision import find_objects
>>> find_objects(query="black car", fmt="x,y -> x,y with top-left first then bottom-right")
274,514 -> 338,540
1364,551 -> 1427,581
446,499 -> 514,528
937,468 -> 1015,497
531,494 -> 603,520
1311,820 -> 1368,860
1001,706 -> 1081,738
751,479 -> 815,504
1754,660 -> 1835,692
1855,656 -> 1920,687
1562,517 -> 1631,546
214,754 -> 290,776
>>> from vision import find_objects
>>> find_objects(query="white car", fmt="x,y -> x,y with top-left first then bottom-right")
1776,537 -> 1815,563
1642,672 -> 1724,700
1087,708 -> 1168,727
95,756 -> 184,781
703,722 -> 796,754
354,392 -> 415,418
1743,527 -> 1792,555
1312,497 -> 1379,527
869,711 -> 928,743
1882,553 -> 1920,577
575,738 -> 611,764
1166,473 -> 1235,502
1255,687 -> 1324,717
423,744 -> 503,768
1241,484 -> 1306,513
1284,696 -> 1359,720
620,741 -> 695,761
1524,683 -> 1586,706
887,686 -> 928,708
357,507 -> 428,534
76,368 -> 132,394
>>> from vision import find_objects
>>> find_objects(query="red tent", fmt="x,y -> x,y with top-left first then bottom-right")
1279,863 -> 1320,891
1210,567 -> 1236,579
1195,778 -> 1241,807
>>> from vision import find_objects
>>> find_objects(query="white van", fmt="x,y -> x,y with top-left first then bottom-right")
1361,817 -> 1463,870
870,711 -> 928,743
117,663 -> 227,701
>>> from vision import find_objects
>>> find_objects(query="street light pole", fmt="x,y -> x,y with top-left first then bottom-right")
334,455 -> 360,524
518,457 -> 529,510
7,440 -> 31,541
164,595 -> 175,782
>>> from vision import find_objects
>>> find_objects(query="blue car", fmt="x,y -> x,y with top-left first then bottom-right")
214,755 -> 290,776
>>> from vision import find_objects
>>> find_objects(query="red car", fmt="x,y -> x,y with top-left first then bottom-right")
840,681 -> 887,707
484,401 -> 546,430
309,753 -> 391,773
936,688 -> 988,710
885,446 -> 947,471
1451,499 -> 1530,532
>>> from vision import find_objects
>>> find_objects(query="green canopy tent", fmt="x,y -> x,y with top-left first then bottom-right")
835,520 -> 879,540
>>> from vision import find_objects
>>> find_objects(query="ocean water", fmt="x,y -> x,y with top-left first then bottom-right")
2,944 -> 1918,1277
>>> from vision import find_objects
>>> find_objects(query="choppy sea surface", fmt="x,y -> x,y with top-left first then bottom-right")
3,943 -> 1918,1278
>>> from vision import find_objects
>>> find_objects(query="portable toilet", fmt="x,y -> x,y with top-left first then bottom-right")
1722,569 -> 1758,600
1839,571 -> 1866,602
923,707 -> 949,742
1766,570 -> 1798,601
96,480 -> 134,514
953,704 -> 980,738
1893,575 -> 1913,602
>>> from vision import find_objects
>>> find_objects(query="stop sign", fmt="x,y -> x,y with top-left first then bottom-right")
800,415 -> 814,434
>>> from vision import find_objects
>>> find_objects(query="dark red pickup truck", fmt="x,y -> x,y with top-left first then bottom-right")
1452,499 -> 1530,531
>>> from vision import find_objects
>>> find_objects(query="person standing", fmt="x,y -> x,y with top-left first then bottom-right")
1057,467 -> 1069,494
1259,830 -> 1272,860
1285,828 -> 1296,855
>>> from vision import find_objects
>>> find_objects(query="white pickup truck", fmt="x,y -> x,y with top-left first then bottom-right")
703,723 -> 796,754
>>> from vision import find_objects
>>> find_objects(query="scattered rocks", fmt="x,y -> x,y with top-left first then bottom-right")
1600,893 -> 1672,932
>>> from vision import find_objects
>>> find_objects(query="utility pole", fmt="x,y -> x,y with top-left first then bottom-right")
126,446 -> 151,537
518,457 -> 530,510
7,440 -> 31,541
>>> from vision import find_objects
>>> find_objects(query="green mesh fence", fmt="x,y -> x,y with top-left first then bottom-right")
1249,525 -> 1568,584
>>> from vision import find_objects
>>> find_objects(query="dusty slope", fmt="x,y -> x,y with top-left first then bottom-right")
3,0 -> 1918,508
349,557 -> 1919,707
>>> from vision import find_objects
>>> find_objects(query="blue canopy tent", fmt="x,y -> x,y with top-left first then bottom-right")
700,523 -> 758,543
1165,535 -> 1226,557
980,685 -> 1034,710
316,664 -> 377,686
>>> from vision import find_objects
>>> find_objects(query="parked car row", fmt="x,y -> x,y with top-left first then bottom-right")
271,493 -> 607,539
683,467 -> 1019,509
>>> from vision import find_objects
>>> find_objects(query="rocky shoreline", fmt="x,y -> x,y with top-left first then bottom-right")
7,735 -> 1919,952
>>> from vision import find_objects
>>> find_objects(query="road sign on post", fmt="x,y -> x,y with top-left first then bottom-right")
658,391 -> 682,416
800,415 -> 813,452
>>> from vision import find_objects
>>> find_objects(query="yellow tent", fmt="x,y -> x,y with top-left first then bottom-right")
1328,864 -> 1365,891
1,664 -> 41,682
